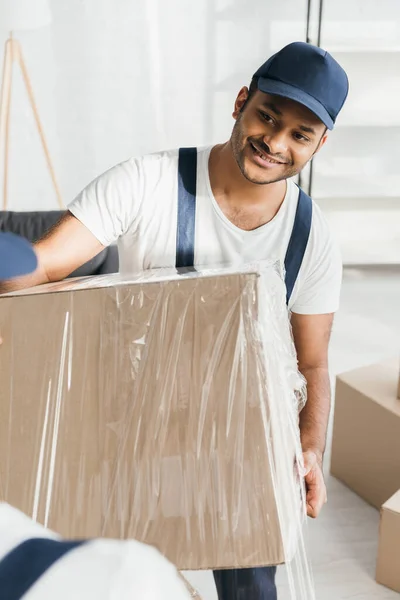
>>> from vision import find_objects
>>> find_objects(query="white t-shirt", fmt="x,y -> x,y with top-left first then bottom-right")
69,146 -> 342,314
0,503 -> 191,600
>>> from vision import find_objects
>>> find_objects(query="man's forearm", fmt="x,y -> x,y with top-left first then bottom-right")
298,365 -> 331,465
0,265 -> 49,295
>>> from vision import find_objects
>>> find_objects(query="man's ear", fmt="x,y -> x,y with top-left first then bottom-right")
233,86 -> 249,120
313,130 -> 329,156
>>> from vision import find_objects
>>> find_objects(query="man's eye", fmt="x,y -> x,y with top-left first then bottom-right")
259,111 -> 274,123
294,132 -> 309,142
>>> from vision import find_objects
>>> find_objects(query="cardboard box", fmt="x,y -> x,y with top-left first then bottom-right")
376,489 -> 400,593
0,266 -> 304,570
330,360 -> 400,509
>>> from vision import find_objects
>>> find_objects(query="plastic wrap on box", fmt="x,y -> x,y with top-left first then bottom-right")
0,262 -> 314,595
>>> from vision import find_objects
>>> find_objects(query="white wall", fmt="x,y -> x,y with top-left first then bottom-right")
0,0 -> 307,212
1,0 -> 399,265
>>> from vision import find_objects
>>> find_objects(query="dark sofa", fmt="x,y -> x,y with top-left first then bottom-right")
0,210 -> 119,277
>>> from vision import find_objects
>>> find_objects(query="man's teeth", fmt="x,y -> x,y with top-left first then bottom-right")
255,148 -> 280,163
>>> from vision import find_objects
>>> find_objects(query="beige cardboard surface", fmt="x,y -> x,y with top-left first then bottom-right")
330,360 -> 400,509
376,489 -> 400,593
0,269 -> 302,570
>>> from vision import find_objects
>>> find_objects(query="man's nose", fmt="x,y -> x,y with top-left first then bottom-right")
263,131 -> 288,155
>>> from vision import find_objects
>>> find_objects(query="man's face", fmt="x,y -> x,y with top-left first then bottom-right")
230,89 -> 328,185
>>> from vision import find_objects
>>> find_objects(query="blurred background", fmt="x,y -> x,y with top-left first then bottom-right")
0,0 -> 399,265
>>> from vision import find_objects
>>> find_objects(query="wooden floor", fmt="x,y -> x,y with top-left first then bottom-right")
185,267 -> 400,599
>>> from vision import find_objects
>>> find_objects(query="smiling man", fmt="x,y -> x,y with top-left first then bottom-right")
1,42 -> 349,600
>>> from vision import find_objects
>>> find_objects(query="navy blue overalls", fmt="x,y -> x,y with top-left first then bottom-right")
177,147 -> 312,600
176,147 -> 312,305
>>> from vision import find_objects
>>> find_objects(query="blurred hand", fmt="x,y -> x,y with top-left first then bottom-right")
302,450 -> 327,518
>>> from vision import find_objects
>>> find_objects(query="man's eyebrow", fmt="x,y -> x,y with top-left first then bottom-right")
261,101 -> 283,116
261,101 -> 317,135
299,124 -> 317,135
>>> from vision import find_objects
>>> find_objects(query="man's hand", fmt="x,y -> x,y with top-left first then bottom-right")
302,449 -> 327,518
290,312 -> 333,519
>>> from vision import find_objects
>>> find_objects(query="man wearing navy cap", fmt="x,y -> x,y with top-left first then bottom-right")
2,42 -> 349,599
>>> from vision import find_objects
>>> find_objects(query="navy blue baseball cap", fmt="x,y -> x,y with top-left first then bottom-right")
0,232 -> 37,280
253,41 -> 349,129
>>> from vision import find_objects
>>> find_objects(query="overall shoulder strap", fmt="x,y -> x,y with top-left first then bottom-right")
0,537 -> 86,600
284,186 -> 313,305
176,147 -> 197,269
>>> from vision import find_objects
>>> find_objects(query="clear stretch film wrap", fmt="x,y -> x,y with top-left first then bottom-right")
0,262 -> 315,599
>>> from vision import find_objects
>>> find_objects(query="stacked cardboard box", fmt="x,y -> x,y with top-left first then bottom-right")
376,489 -> 400,593
331,359 -> 400,509
331,359 -> 400,592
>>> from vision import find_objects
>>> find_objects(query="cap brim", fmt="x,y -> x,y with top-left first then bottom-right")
0,232 -> 38,280
257,77 -> 334,130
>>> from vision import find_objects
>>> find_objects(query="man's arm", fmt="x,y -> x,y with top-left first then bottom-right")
290,311 -> 334,517
0,212 -> 105,293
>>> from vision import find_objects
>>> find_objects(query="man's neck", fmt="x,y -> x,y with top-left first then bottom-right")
208,142 -> 287,221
